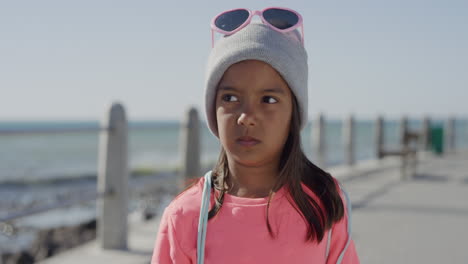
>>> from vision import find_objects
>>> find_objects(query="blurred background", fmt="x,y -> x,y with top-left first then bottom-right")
0,0 -> 467,263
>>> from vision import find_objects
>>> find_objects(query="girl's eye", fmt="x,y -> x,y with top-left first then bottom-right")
263,96 -> 278,104
222,94 -> 239,102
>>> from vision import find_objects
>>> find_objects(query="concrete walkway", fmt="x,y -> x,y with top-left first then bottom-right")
347,151 -> 468,263
39,212 -> 161,264
40,151 -> 468,263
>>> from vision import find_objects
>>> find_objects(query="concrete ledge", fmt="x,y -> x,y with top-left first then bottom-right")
39,212 -> 160,264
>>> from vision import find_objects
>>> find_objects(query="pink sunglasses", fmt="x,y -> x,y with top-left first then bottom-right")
210,7 -> 304,48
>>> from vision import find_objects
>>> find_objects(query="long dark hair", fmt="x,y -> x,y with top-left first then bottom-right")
179,94 -> 344,243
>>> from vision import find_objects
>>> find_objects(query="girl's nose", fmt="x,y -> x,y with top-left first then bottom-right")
237,105 -> 257,127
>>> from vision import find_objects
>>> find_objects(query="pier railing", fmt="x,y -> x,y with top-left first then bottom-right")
0,102 -> 463,252
0,102 -> 129,250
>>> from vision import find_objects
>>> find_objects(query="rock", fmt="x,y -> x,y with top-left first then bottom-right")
1,219 -> 98,263
4,251 -> 34,264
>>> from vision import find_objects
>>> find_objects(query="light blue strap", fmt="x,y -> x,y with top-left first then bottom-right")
325,227 -> 332,259
336,184 -> 352,264
197,170 -> 212,264
326,184 -> 353,263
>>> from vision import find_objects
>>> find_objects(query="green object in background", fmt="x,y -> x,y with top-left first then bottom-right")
430,126 -> 444,154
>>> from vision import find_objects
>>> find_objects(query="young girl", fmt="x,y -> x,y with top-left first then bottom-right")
152,7 -> 360,264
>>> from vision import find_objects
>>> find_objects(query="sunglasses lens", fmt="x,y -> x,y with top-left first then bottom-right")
263,8 -> 299,30
214,9 -> 250,32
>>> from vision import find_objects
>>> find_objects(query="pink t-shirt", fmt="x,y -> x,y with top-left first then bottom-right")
151,176 -> 360,264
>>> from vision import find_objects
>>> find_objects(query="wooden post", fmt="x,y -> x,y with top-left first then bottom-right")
312,113 -> 326,168
97,102 -> 128,250
179,106 -> 201,190
375,116 -> 384,159
343,114 -> 355,166
421,116 -> 431,151
400,116 -> 409,180
445,117 -> 455,153
400,116 -> 408,148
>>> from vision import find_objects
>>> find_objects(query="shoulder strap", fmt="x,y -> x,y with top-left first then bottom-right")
325,225 -> 333,259
197,170 -> 212,264
326,182 -> 353,263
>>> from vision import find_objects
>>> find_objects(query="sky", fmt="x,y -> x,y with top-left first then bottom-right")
0,0 -> 467,122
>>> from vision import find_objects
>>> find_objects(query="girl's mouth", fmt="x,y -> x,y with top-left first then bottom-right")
236,136 -> 261,147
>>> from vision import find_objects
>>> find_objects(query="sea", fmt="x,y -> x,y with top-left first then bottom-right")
0,119 -> 467,253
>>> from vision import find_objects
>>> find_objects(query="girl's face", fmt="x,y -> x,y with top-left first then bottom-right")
215,60 -> 293,168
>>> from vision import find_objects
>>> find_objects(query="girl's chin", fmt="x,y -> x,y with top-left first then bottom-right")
227,153 -> 266,166
233,160 -> 263,168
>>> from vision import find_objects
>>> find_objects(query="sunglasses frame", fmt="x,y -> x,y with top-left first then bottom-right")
210,7 -> 304,48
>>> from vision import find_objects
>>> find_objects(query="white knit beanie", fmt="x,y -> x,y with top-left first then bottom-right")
204,22 -> 308,138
